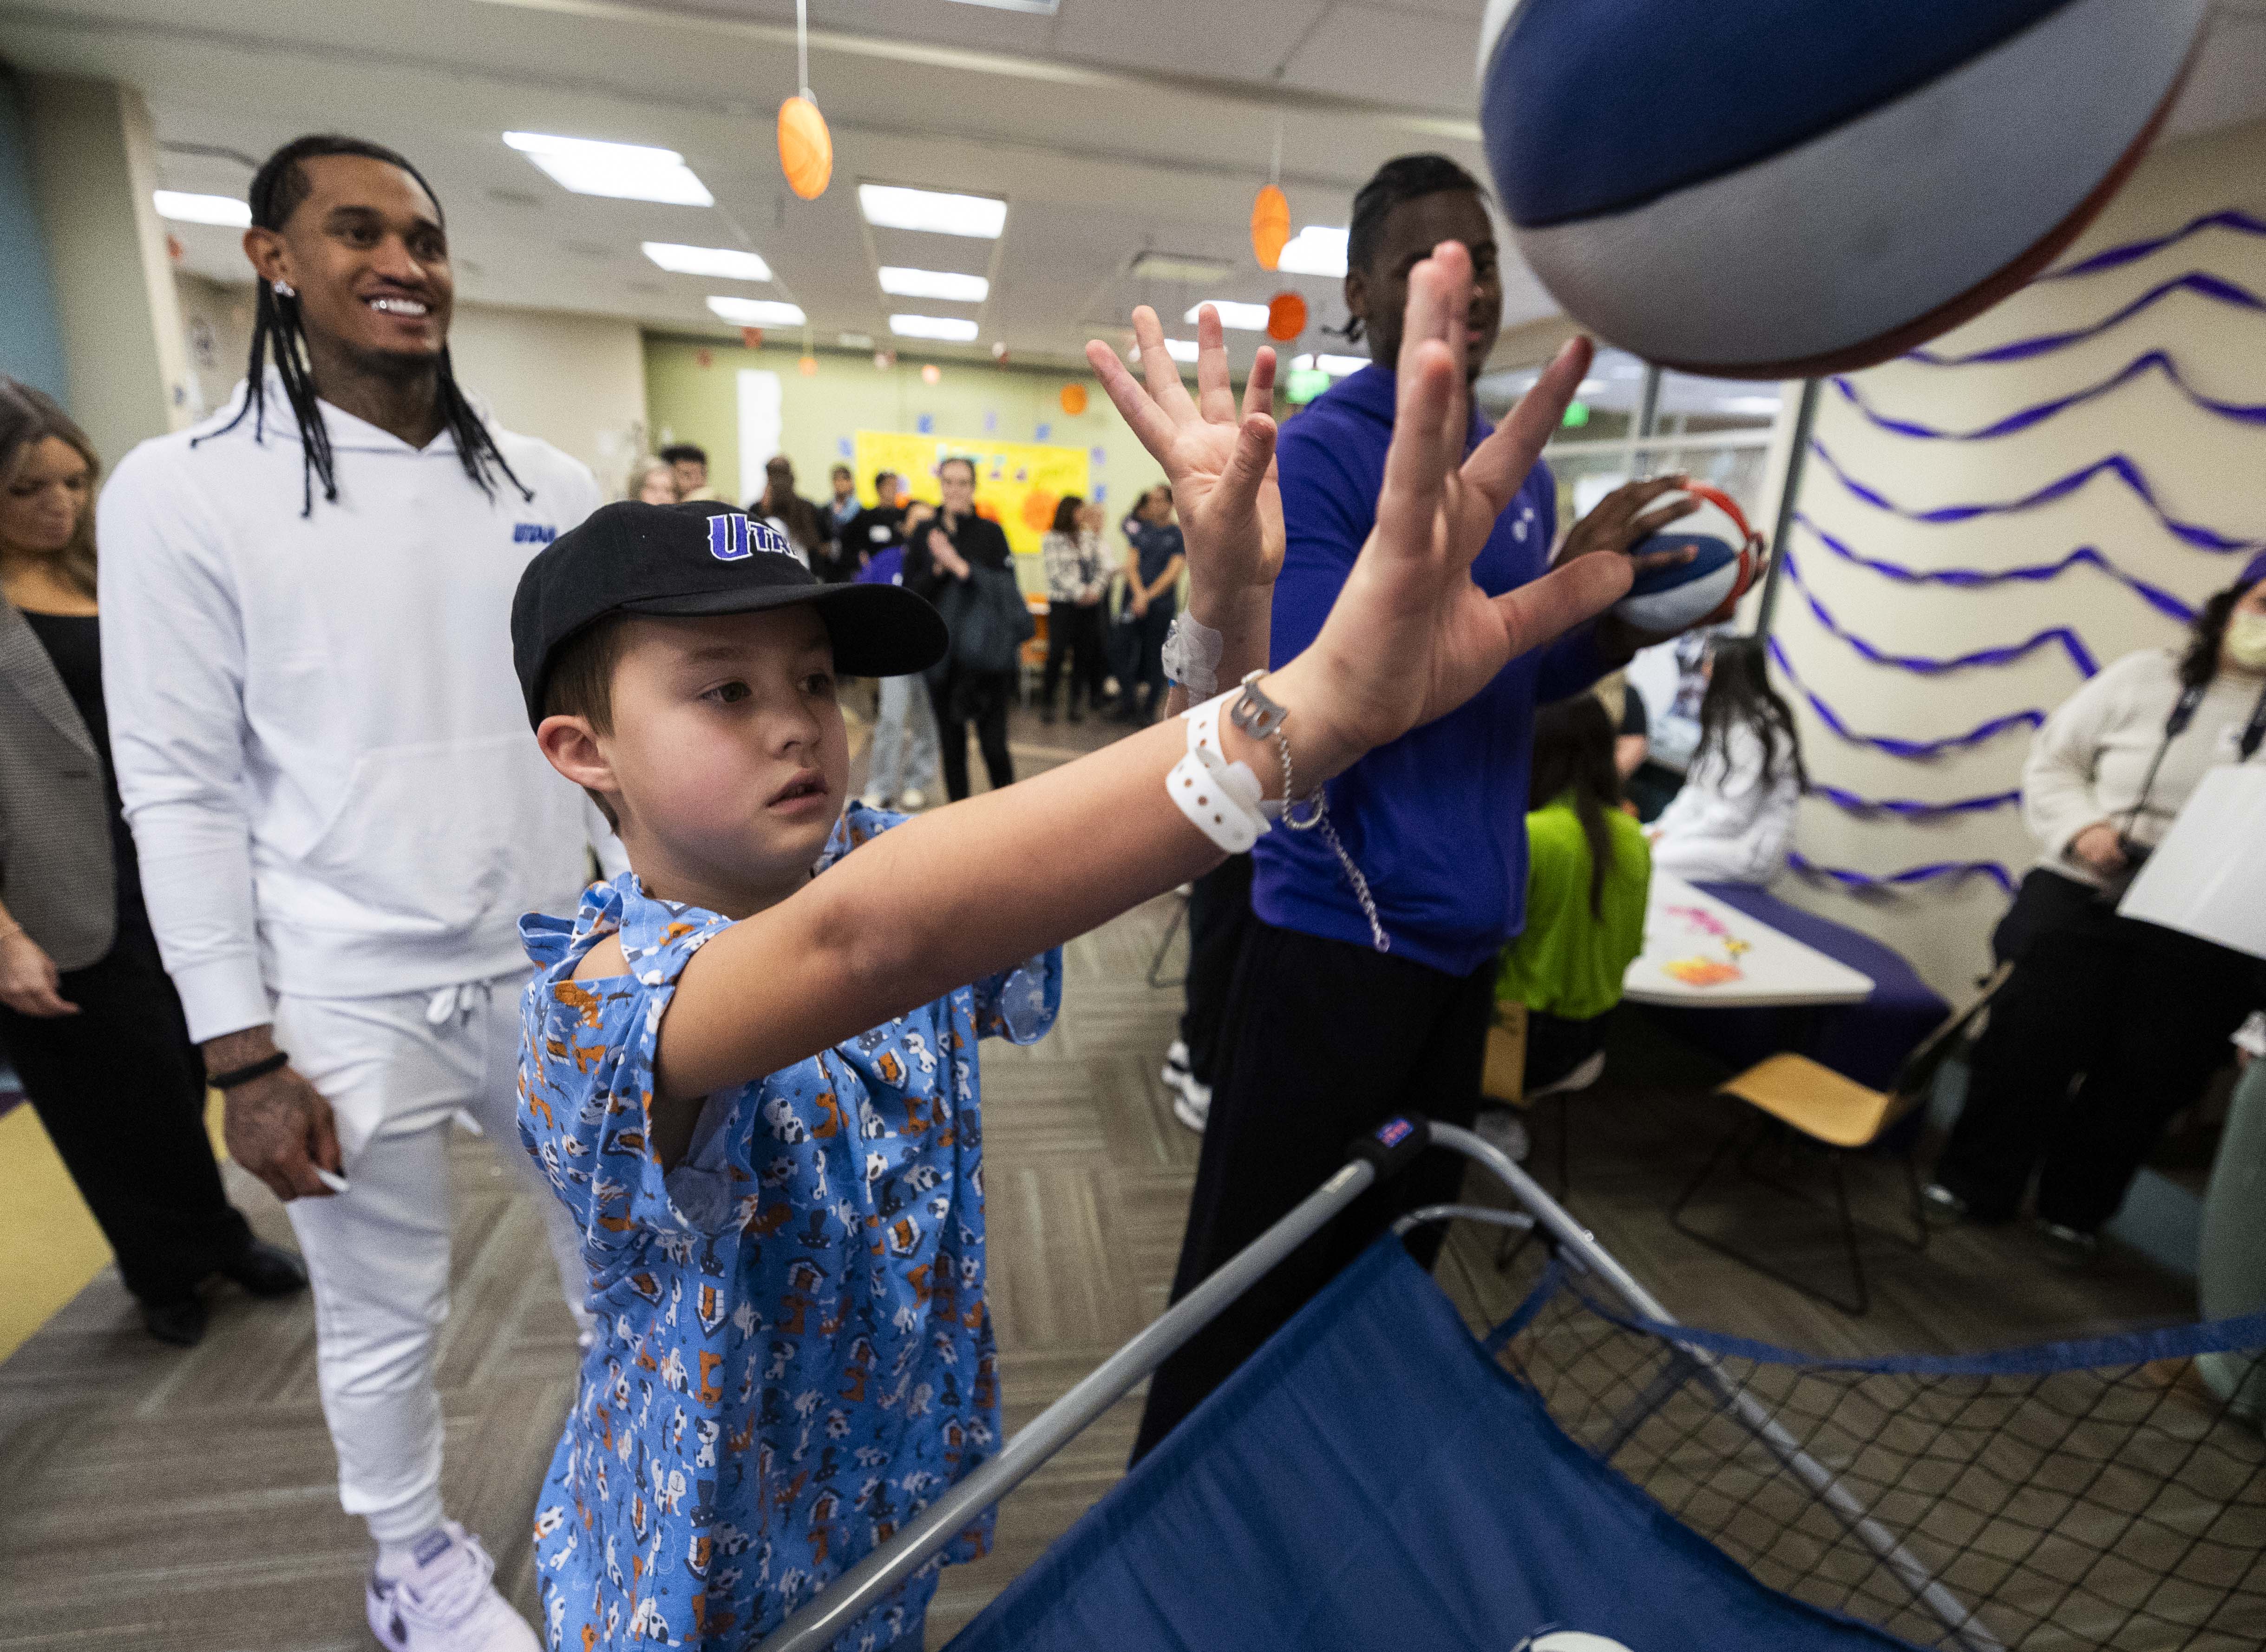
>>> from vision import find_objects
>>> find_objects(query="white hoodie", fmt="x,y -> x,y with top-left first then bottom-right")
1649,721 -> 1802,886
97,376 -> 610,1041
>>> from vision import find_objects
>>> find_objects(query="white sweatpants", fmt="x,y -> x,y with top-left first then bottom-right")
276,970 -> 590,1546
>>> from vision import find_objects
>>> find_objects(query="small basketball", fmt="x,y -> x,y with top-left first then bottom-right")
1613,485 -> 1760,632
1476,0 -> 2212,376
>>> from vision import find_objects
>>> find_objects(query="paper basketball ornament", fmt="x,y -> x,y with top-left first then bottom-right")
798,354 -> 818,376
1059,383 -> 1088,416
921,363 -> 942,385
1265,292 -> 1308,341
1251,184 -> 1291,271
1613,483 -> 1763,633
778,96 -> 832,200
1476,0 -> 2211,376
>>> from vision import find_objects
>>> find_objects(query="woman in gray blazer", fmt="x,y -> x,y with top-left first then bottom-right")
0,380 -> 305,1346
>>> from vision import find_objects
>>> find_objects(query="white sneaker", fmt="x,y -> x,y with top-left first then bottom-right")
1474,1109 -> 1530,1164
367,1523 -> 539,1652
898,787 -> 927,810
859,789 -> 890,811
1171,1073 -> 1211,1133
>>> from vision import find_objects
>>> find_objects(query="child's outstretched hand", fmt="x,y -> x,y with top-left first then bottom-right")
1087,305 -> 1281,611
1285,243 -> 1632,763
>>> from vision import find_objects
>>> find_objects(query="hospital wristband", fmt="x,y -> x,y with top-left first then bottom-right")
1167,689 -> 1271,853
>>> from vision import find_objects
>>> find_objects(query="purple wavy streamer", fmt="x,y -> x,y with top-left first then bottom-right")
1788,852 -> 2016,896
1809,439 -> 2265,556
1782,548 -> 2098,677
1830,351 -> 2266,440
1766,638 -> 2045,758
1903,272 -> 2266,366
2039,210 -> 2266,282
1811,782 -> 2021,819
1793,514 -> 2197,626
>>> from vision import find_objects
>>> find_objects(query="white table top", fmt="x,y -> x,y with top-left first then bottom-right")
1622,872 -> 1875,1008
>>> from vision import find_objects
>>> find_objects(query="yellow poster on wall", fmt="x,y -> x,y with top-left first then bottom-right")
853,430 -> 1091,560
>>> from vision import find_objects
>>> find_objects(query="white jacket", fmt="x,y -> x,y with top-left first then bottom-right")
2021,647 -> 2265,892
97,377 -> 610,1041
1650,721 -> 1802,885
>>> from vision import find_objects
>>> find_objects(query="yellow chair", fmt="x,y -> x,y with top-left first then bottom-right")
1670,963 -> 2012,1316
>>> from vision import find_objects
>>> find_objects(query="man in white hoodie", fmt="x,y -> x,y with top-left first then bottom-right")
97,135 -> 618,1652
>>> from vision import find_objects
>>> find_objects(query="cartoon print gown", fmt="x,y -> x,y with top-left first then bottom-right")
517,806 -> 1060,1648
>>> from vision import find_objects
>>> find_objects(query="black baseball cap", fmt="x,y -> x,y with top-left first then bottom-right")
511,500 -> 948,727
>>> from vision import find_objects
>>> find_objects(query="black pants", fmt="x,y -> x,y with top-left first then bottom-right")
1177,853 -> 1255,1085
1933,869 -> 2256,1232
929,667 -> 1015,801
1119,593 -> 1176,721
1132,919 -> 1496,1462
0,916 -> 251,1304
1041,602 -> 1108,714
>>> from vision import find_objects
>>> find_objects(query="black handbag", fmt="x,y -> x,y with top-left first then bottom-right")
931,564 -> 1035,679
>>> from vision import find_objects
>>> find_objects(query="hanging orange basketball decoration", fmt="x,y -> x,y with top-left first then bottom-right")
1251,184 -> 1290,271
1265,291 -> 1308,341
921,363 -> 942,385
778,95 -> 832,200
798,354 -> 819,376
740,327 -> 765,349
1060,383 -> 1088,416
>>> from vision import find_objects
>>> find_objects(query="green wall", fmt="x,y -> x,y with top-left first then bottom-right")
643,335 -> 1172,518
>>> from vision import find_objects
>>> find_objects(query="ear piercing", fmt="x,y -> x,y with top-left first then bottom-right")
271,279 -> 296,299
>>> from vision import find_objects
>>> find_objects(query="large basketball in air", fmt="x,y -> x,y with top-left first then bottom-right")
1476,0 -> 2211,378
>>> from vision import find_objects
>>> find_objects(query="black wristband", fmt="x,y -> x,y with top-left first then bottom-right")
209,1049 -> 290,1090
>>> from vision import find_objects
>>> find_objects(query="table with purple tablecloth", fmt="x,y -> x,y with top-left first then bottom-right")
1641,881 -> 1948,1090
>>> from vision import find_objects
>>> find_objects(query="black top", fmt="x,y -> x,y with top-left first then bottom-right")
1619,683 -> 1649,740
20,609 -> 146,931
1121,517 -> 1186,586
903,510 -> 1013,603
842,503 -> 908,565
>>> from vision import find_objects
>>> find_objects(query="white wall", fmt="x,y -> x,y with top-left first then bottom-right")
442,303 -> 648,492
1770,116 -> 2266,996
170,281 -> 649,493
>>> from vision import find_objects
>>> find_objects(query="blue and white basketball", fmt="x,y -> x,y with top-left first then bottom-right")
1476,0 -> 2211,377
1613,485 -> 1759,633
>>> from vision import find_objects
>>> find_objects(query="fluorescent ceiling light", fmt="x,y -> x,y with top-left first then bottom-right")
943,0 -> 1057,11
859,184 -> 1006,239
504,131 -> 713,206
642,242 -> 771,281
1131,251 -> 1231,284
1134,338 -> 1201,365
707,296 -> 806,327
879,266 -> 990,303
1184,301 -> 1270,331
154,190 -> 249,227
1277,225 -> 1349,278
1719,394 -> 1784,415
890,313 -> 981,342
1291,353 -> 1366,376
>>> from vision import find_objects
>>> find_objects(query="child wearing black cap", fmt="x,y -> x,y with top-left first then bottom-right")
507,250 -> 1636,1649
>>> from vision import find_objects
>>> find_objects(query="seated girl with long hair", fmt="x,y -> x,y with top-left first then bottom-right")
1648,635 -> 1806,885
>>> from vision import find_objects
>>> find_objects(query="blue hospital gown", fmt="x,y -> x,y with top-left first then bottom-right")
516,806 -> 1060,1649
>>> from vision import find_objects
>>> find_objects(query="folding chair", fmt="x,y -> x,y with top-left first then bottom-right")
1670,962 -> 2012,1315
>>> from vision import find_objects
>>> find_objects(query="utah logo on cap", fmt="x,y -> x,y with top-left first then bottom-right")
707,512 -> 795,563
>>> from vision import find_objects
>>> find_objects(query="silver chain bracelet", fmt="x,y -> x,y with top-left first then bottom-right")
1228,672 -> 1389,953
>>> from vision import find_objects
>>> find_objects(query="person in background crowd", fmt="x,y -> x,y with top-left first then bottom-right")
625,453 -> 677,505
1039,494 -> 1110,723
1615,678 -> 1650,780
1131,152 -> 1699,1463
657,440 -> 715,502
842,467 -> 906,574
0,380 -> 306,1349
1479,693 -> 1653,1160
858,498 -> 942,812
906,458 -> 1017,799
1114,484 -> 1185,723
1646,636 -> 1804,884
1927,557 -> 2266,1264
756,453 -> 826,573
823,460 -> 860,573
98,134 -> 620,1652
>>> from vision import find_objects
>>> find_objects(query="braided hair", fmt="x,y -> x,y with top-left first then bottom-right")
1334,153 -> 1488,346
194,134 -> 530,518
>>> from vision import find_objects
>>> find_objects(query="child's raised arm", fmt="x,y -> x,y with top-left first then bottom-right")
648,244 -> 1631,1104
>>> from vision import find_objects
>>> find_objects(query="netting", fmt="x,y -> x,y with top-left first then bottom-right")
1490,1258 -> 2266,1652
